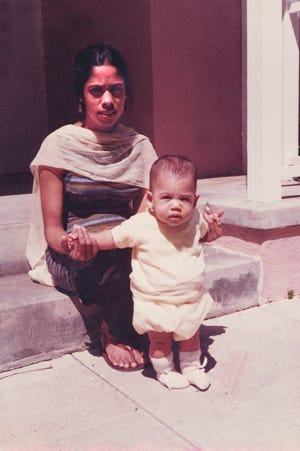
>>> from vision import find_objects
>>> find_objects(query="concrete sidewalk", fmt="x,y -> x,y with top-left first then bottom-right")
1,298 -> 300,451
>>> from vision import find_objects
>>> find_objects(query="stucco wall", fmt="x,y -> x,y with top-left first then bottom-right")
219,224 -> 300,301
41,0 -> 153,139
1,0 -> 242,180
150,0 -> 242,177
0,1 -> 48,174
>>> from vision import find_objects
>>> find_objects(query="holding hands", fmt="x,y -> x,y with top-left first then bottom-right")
60,202 -> 224,258
61,225 -> 99,261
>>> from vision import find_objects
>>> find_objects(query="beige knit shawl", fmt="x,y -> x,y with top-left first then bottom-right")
26,123 -> 157,285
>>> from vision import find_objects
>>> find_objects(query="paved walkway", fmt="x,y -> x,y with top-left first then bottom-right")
1,298 -> 300,451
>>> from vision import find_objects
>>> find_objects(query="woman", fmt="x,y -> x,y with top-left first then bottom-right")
26,43 -> 157,370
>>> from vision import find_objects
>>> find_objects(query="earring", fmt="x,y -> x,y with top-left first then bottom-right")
78,99 -> 84,115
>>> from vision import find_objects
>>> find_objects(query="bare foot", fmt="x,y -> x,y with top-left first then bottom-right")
104,343 -> 146,370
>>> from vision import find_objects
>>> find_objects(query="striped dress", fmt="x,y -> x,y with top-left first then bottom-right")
46,172 -> 143,305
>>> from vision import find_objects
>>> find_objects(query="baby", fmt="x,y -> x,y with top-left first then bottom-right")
69,155 -> 223,390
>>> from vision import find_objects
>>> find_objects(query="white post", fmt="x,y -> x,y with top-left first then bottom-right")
246,0 -> 282,202
282,1 -> 300,178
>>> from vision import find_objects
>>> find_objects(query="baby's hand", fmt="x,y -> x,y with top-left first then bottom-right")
61,234 -> 75,254
203,203 -> 224,240
204,204 -> 223,225
60,224 -> 81,254
61,225 -> 99,261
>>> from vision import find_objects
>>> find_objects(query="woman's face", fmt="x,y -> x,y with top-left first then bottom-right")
82,64 -> 126,132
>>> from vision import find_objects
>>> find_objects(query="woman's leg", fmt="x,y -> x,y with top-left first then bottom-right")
100,320 -> 147,370
96,249 -> 147,370
48,246 -> 146,370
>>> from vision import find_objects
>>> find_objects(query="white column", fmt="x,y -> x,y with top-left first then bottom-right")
282,1 -> 300,178
246,0 -> 282,202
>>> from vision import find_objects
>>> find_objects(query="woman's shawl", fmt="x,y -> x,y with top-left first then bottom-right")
26,123 -> 157,285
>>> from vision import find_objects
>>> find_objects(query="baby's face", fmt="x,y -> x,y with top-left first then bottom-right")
148,173 -> 198,228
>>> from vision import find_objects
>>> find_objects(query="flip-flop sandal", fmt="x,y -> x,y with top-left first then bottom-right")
102,344 -> 145,372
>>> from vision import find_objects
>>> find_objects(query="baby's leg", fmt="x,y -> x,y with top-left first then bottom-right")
179,331 -> 210,391
148,331 -> 189,390
148,331 -> 173,358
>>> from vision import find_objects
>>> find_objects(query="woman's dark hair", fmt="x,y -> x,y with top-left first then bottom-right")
73,43 -> 131,108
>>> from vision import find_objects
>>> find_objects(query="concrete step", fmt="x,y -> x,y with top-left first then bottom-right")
0,246 -> 261,373
203,244 -> 261,318
0,193 -> 261,372
0,273 -> 101,372
0,194 -> 31,276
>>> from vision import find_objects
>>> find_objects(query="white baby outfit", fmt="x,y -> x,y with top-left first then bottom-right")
112,208 -> 213,341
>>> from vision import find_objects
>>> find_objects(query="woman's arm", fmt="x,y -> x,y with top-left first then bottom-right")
39,166 -> 98,261
39,166 -> 67,254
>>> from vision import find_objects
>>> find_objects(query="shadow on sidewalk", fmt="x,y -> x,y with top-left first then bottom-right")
200,323 -> 227,372
68,294 -> 103,350
142,323 -> 227,380
66,292 -> 227,379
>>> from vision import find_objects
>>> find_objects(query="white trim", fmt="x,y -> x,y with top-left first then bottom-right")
282,3 -> 299,165
282,1 -> 300,178
282,157 -> 300,178
241,0 -> 248,174
287,1 -> 300,13
246,0 -> 282,202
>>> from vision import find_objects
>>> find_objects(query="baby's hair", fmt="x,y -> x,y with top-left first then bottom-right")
150,155 -> 198,191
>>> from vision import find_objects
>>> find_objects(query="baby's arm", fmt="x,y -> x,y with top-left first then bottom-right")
90,229 -> 116,250
201,204 -> 224,242
69,225 -> 117,251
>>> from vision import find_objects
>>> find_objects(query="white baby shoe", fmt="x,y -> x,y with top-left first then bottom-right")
179,350 -> 211,391
158,370 -> 190,390
151,353 -> 189,390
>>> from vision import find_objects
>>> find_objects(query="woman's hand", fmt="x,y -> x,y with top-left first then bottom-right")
61,225 -> 99,261
202,203 -> 224,242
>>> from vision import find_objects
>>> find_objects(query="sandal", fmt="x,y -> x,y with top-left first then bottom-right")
100,321 -> 146,372
102,343 -> 145,372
